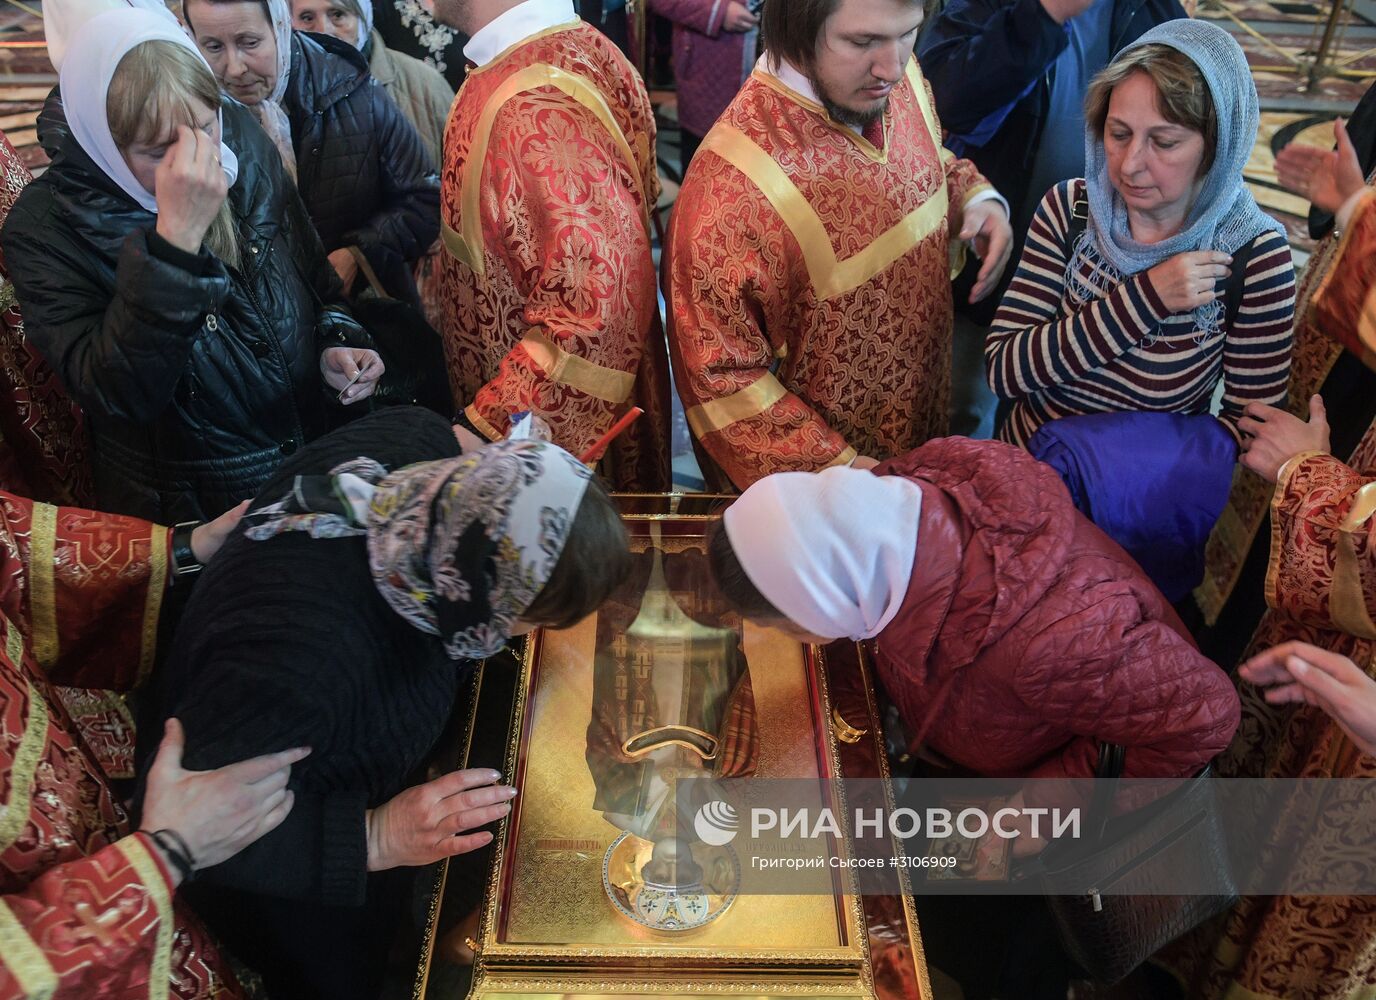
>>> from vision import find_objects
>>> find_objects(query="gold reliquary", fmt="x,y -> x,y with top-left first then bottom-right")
413,495 -> 930,1000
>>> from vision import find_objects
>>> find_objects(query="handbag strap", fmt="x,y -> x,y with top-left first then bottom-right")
1086,742 -> 1126,843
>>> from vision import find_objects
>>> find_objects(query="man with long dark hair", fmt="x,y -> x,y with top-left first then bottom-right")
663,0 -> 1013,489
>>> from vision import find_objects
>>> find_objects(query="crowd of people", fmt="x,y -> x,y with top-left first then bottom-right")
0,0 -> 1373,997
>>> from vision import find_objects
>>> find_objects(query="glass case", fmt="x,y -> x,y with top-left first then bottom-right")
412,495 -> 930,1000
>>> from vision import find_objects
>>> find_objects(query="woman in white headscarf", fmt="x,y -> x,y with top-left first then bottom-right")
708,434 -> 1240,785
288,0 -> 453,165
182,0 -> 441,304
1,7 -> 383,523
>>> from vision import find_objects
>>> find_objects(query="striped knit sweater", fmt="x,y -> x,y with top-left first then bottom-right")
986,180 -> 1296,448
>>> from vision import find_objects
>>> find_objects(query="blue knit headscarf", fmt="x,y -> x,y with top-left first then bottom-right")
1072,19 -> 1284,337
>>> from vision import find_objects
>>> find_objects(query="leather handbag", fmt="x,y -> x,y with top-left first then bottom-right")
1022,745 -> 1237,984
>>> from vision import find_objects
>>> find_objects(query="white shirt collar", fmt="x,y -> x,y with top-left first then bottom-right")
464,0 -> 577,68
756,53 -> 865,136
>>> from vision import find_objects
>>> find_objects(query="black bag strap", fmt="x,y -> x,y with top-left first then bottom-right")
1087,742 -> 1126,843
1066,186 -> 1257,331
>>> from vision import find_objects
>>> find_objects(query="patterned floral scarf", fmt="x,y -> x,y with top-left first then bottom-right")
244,439 -> 593,659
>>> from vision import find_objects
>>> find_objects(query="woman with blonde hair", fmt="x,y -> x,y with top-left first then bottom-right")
289,0 -> 453,165
1,7 -> 383,522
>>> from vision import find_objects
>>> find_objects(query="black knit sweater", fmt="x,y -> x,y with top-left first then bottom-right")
148,406 -> 464,907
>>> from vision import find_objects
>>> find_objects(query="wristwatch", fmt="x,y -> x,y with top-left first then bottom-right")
171,521 -> 203,578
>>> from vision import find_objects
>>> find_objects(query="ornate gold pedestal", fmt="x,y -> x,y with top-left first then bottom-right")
413,495 -> 930,1000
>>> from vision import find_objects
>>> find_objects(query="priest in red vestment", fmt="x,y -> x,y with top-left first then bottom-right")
665,0 -> 1013,489
433,0 -> 670,490
0,495 -> 298,999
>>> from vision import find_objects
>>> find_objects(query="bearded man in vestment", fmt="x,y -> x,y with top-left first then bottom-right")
433,0 -> 670,490
664,0 -> 1013,490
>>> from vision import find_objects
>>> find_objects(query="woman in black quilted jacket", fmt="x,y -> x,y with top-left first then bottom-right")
2,10 -> 384,523
185,0 -> 441,306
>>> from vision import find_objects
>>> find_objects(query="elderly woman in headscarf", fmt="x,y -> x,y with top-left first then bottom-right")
985,19 -> 1296,450
139,404 -> 631,1000
183,0 -> 440,304
288,0 -> 453,165
708,434 -> 1240,788
1,6 -> 382,523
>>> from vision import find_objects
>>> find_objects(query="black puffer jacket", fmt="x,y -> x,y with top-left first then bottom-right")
3,94 -> 373,523
285,31 -> 440,305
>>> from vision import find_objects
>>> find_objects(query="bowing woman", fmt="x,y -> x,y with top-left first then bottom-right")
142,405 -> 631,1000
184,0 -> 441,305
1,8 -> 383,523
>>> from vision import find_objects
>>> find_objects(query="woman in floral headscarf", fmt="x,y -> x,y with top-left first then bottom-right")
139,404 -> 630,1000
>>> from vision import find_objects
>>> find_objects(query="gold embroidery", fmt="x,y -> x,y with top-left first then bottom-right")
138,529 -> 168,686
30,503 -> 57,671
685,373 -> 789,439
119,836 -> 173,1000
464,21 -> 582,77
1331,481 -> 1376,639
5,613 -> 21,665
445,63 -> 648,280
699,124 -> 949,302
905,60 -> 943,155
518,329 -> 636,403
0,898 -> 58,999
463,405 -> 504,443
0,676 -> 47,852
1263,452 -> 1326,612
825,446 -> 859,469
1357,282 -> 1376,369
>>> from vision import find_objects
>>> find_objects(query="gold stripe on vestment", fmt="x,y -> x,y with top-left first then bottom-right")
518,329 -> 636,404
138,529 -> 168,686
685,373 -> 789,439
444,63 -> 648,280
119,836 -> 174,1000
1331,481 -> 1376,639
0,673 -> 47,853
0,898 -> 58,998
29,503 -> 57,670
824,446 -> 860,469
463,405 -> 504,443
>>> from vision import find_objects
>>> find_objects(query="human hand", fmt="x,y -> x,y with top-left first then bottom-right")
190,499 -> 250,564
1000,790 -> 1050,859
723,1 -> 759,31
320,347 -> 384,404
453,423 -> 489,453
961,200 -> 1013,303
1144,250 -> 1232,314
328,248 -> 361,295
1040,0 -> 1097,24
850,455 -> 881,470
366,768 -> 517,871
1276,118 -> 1366,217
140,718 -> 308,883
153,125 -> 229,255
1238,394 -> 1330,483
1240,641 -> 1376,756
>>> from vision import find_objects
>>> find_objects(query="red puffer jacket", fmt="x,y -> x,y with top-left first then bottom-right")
871,438 -> 1239,780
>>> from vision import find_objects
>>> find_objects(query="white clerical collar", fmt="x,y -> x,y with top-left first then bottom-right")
756,53 -> 863,136
464,0 -> 577,68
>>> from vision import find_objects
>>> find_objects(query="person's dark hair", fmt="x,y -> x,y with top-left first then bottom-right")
706,520 -> 782,621
762,0 -> 921,72
182,0 -> 274,34
523,476 -> 630,629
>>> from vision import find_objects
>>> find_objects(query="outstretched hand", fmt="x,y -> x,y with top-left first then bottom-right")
1276,118 -> 1366,217
1240,642 -> 1376,756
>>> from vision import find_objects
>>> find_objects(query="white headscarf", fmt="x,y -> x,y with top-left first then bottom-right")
723,466 -> 924,641
254,0 -> 299,178
59,8 -> 239,214
44,0 -> 176,72
337,0 -> 374,51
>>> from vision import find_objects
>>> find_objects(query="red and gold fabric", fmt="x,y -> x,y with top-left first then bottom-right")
664,60 -> 993,489
437,21 -> 670,490
1162,195 -> 1376,999
0,492 -> 241,999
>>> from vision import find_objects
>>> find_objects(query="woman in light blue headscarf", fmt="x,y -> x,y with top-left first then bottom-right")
985,18 -> 1296,451
979,19 -> 1298,604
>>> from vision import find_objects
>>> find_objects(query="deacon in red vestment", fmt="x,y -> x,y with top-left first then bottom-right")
434,0 -> 670,490
665,0 -> 1013,489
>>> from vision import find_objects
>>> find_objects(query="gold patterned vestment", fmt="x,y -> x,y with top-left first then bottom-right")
438,20 -> 670,490
1163,193 -> 1376,1000
664,60 -> 993,489
0,493 -> 240,999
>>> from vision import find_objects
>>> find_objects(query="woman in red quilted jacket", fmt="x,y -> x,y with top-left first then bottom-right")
708,435 -> 1240,781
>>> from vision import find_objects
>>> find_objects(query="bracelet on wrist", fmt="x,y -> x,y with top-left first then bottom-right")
171,521 -> 203,578
140,828 -> 196,884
